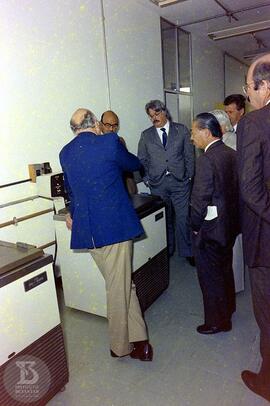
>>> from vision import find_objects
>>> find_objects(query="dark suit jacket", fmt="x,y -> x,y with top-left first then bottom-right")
237,103 -> 270,267
137,121 -> 194,186
191,140 -> 239,248
59,131 -> 144,249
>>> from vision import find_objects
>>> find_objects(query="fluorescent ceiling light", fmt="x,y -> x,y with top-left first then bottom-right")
150,0 -> 188,7
243,47 -> 270,60
179,87 -> 191,93
208,20 -> 270,41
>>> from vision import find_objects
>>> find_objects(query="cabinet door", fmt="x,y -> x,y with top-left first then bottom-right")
0,264 -> 60,366
54,220 -> 107,317
133,208 -> 167,271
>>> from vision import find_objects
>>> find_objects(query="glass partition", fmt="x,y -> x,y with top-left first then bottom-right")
161,18 -> 192,127
161,19 -> 177,91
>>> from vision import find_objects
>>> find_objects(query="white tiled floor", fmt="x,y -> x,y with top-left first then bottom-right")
49,255 -> 269,406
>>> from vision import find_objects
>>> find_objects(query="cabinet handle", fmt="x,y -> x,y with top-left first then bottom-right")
0,208 -> 54,228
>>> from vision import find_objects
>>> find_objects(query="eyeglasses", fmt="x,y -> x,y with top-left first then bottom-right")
242,81 -> 254,95
148,110 -> 163,120
101,122 -> 119,131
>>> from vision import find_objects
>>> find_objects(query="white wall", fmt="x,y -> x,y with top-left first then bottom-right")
191,34 -> 224,116
0,0 -> 163,187
224,54 -> 248,97
0,0 -> 163,248
1,0 -> 108,184
104,0 -> 163,153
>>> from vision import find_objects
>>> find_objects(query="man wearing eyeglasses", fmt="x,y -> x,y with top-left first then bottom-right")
237,54 -> 270,402
138,100 -> 195,265
100,110 -> 137,195
100,110 -> 119,134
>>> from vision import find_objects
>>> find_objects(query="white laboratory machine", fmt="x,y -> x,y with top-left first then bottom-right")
0,241 -> 68,405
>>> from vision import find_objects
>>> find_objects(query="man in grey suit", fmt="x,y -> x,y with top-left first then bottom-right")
138,100 -> 195,264
237,54 -> 270,402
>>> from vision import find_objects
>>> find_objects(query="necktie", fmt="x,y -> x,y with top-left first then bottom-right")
161,128 -> 167,147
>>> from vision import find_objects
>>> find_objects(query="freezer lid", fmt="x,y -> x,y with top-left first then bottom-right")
0,241 -> 44,275
53,194 -> 165,221
131,194 -> 164,219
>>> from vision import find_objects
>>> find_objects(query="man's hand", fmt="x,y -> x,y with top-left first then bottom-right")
65,213 -> 73,230
119,136 -> 127,148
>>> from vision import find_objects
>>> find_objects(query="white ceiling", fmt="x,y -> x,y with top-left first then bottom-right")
149,0 -> 270,64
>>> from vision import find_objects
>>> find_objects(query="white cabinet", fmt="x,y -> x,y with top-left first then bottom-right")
54,203 -> 167,318
0,262 -> 60,366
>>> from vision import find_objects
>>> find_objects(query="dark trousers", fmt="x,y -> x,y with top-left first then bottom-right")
193,239 -> 235,326
150,175 -> 192,257
249,266 -> 270,381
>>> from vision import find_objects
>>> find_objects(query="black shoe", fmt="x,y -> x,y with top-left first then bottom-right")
241,370 -> 270,402
197,321 -> 232,334
110,350 -> 130,358
186,256 -> 195,267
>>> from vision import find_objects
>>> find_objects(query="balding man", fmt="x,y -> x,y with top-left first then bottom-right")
100,110 -> 137,194
237,55 -> 270,401
59,108 -> 153,361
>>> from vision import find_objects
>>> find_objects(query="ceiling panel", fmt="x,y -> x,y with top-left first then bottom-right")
149,0 -> 270,63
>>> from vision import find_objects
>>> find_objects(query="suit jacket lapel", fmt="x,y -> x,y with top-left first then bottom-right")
166,122 -> 176,148
151,126 -> 163,147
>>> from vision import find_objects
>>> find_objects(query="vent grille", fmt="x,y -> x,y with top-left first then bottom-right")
0,325 -> 69,405
133,248 -> 169,311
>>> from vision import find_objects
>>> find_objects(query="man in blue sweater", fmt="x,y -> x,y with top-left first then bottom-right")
60,108 -> 152,361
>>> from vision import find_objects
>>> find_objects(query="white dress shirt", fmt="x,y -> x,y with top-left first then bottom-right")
156,120 -> 170,144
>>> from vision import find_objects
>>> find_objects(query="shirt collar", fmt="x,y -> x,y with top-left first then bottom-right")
205,138 -> 220,152
156,120 -> 170,135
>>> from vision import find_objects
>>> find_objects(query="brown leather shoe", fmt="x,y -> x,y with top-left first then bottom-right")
130,340 -> 153,361
241,370 -> 270,402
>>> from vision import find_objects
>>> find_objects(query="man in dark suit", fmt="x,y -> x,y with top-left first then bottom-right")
60,108 -> 153,361
190,113 -> 239,335
237,54 -> 270,402
138,100 -> 195,264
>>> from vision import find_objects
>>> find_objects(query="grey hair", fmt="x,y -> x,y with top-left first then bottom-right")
70,111 -> 97,133
252,60 -> 270,90
210,109 -> 233,133
145,100 -> 172,121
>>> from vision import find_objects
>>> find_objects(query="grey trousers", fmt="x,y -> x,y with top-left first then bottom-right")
150,175 -> 192,257
89,240 -> 148,356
